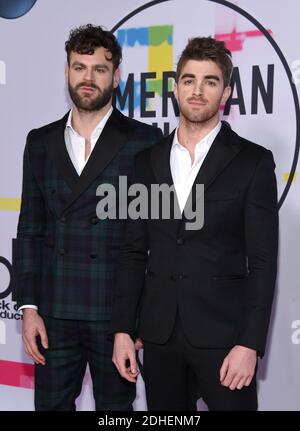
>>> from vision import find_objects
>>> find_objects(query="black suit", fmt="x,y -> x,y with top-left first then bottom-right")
109,123 -> 278,410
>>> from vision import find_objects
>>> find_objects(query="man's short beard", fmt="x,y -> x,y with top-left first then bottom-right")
68,81 -> 114,112
181,108 -> 219,124
180,97 -> 222,125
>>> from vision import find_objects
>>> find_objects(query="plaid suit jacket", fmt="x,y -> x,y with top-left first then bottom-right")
14,108 -> 162,320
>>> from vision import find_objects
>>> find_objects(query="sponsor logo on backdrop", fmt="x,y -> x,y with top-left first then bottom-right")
0,256 -> 21,320
0,300 -> 22,320
114,23 -> 274,137
0,0 -> 37,19
0,256 -> 12,300
291,320 -> 300,345
114,24 -> 177,135
112,0 -> 299,209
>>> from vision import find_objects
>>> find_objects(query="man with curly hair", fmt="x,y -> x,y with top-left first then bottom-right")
15,24 -> 162,411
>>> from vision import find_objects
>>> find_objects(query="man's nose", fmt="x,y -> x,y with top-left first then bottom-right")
193,81 -> 204,96
83,68 -> 93,81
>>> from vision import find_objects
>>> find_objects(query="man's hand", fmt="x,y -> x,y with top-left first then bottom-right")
220,345 -> 257,390
112,333 -> 139,383
22,309 -> 48,365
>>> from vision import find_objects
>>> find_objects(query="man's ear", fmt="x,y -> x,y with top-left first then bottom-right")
221,85 -> 231,105
173,81 -> 178,102
64,64 -> 69,85
113,68 -> 120,89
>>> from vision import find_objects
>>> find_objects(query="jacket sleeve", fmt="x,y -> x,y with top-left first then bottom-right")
13,130 -> 47,307
109,155 -> 149,337
237,149 -> 278,355
156,126 -> 164,141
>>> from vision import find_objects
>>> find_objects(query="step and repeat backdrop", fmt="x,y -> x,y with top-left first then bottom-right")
0,0 -> 299,410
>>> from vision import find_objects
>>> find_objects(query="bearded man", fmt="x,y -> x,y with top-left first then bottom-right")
15,24 -> 162,411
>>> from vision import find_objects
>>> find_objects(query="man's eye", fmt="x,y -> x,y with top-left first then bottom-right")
96,68 -> 106,73
207,80 -> 216,86
183,79 -> 193,85
74,66 -> 83,71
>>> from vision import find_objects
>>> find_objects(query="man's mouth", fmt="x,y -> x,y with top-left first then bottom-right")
79,86 -> 96,92
188,99 -> 206,106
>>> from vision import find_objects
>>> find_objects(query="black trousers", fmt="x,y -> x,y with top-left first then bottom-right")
143,313 -> 258,411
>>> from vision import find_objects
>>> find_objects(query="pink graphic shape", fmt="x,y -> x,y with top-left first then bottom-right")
215,27 -> 273,52
0,360 -> 34,389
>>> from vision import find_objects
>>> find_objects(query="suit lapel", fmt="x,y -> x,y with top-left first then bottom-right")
150,124 -> 244,229
151,131 -> 174,187
150,124 -> 243,202
45,112 -> 79,191
189,123 -> 243,195
151,130 -> 182,225
180,123 -> 245,229
61,108 -> 132,213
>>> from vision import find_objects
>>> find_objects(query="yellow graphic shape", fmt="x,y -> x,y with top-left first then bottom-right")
0,198 -> 21,211
283,172 -> 297,183
148,25 -> 173,100
149,40 -> 173,82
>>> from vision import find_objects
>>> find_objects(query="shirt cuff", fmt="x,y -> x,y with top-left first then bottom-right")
18,305 -> 38,315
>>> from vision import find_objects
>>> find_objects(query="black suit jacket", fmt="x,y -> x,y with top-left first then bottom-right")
109,123 -> 278,355
14,108 -> 162,320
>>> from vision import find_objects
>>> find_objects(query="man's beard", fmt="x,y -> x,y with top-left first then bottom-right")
179,96 -> 222,124
68,80 -> 114,112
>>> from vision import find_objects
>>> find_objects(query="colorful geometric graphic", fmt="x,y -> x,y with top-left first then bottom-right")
215,27 -> 273,52
116,25 -> 173,111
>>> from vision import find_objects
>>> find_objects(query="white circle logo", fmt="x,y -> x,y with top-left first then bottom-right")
112,0 -> 299,207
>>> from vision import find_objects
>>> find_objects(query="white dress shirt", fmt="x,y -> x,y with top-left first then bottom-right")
170,122 -> 221,213
65,106 -> 113,175
19,107 -> 113,312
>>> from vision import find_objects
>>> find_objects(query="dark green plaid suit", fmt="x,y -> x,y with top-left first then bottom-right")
15,108 -> 162,410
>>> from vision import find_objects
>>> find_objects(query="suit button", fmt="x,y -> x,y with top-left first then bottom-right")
91,217 -> 98,225
60,216 -> 67,224
176,238 -> 184,245
90,253 -> 97,259
51,189 -> 56,195
170,275 -> 177,282
59,248 -> 66,256
178,274 -> 184,280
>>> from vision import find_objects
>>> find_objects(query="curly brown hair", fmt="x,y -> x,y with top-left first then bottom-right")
65,24 -> 122,71
176,37 -> 233,87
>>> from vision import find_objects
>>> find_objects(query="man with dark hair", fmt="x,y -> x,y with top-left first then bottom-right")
175,36 -> 233,86
15,24 -> 162,411
110,37 -> 278,410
